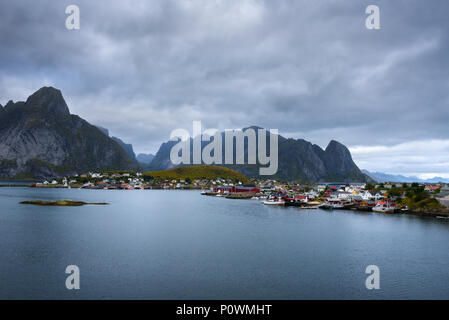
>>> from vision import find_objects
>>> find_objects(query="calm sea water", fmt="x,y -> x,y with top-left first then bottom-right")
1,187 -> 449,299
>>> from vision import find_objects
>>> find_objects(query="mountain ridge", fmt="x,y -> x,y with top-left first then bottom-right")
148,128 -> 370,183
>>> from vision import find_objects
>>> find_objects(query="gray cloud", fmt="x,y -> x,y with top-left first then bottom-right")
1,0 -> 448,176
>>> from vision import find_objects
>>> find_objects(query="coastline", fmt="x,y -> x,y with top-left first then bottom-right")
4,183 -> 448,218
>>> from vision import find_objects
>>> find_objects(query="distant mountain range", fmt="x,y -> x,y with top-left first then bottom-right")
136,153 -> 154,164
0,86 -> 370,182
362,170 -> 449,183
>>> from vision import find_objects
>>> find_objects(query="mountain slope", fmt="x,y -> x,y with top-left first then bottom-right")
94,125 -> 138,162
111,136 -> 137,161
0,87 -> 138,179
148,127 -> 369,183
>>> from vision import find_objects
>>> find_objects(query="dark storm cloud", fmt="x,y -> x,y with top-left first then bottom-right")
1,0 -> 448,176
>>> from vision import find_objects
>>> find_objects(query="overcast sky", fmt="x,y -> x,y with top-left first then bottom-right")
1,0 -> 448,178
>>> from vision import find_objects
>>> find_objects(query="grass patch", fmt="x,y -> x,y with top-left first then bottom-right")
144,165 -> 251,183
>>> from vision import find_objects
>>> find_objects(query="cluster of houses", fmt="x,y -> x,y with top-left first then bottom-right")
210,181 -> 396,201
35,172 -> 145,189
240,181 -> 448,204
32,172 -> 448,206
34,172 -> 252,190
317,184 -> 385,201
292,182 -> 446,202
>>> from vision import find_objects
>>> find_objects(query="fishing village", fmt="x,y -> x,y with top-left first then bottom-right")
6,165 -> 446,219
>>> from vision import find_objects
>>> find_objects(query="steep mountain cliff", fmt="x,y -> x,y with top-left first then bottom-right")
94,125 -> 138,162
111,136 -> 136,161
0,87 -> 138,179
148,128 -> 369,183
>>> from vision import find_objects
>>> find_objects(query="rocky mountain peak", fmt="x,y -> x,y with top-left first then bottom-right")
25,86 -> 70,117
325,140 -> 350,156
0,87 -> 138,179
4,100 -> 15,110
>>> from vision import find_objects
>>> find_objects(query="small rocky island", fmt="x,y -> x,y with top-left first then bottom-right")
20,200 -> 108,206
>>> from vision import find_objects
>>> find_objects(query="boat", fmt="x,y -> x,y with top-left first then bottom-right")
263,197 -> 285,206
319,198 -> 346,210
263,199 -> 285,206
372,202 -> 397,214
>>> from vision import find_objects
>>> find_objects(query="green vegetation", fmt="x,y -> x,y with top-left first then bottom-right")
364,183 -> 375,190
384,183 -> 446,212
144,165 -> 251,183
20,200 -> 108,206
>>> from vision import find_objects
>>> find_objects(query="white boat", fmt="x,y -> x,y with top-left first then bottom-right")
320,198 -> 345,209
251,196 -> 259,200
372,202 -> 396,214
263,197 -> 285,206
263,200 -> 285,206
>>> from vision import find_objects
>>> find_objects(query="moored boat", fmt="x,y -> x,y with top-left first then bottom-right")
372,201 -> 397,214
263,196 -> 285,206
263,200 -> 285,206
319,198 -> 348,210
